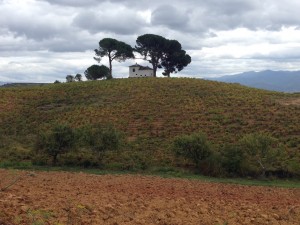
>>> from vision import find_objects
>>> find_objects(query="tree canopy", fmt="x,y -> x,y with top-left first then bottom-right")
238,132 -> 281,177
94,38 -> 134,78
161,40 -> 191,77
74,73 -> 82,82
135,34 -> 191,77
84,65 -> 110,80
66,75 -> 74,83
36,124 -> 75,165
135,34 -> 166,77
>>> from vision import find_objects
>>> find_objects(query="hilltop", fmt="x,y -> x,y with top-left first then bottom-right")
210,70 -> 300,93
0,78 -> 299,175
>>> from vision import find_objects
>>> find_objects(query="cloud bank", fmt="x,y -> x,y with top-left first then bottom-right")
1,0 -> 300,82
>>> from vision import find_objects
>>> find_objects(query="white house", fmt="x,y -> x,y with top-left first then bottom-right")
129,63 -> 154,78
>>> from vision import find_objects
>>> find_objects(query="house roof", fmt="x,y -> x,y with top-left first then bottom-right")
139,66 -> 153,70
129,63 -> 153,70
129,63 -> 141,67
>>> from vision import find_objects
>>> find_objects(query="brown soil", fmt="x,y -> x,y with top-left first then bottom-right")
279,97 -> 300,106
0,169 -> 299,225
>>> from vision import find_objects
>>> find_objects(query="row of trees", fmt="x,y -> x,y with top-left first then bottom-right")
93,34 -> 191,79
60,34 -> 191,82
62,65 -> 110,83
35,125 -> 298,178
36,124 -> 122,165
66,74 -> 82,82
173,132 -> 297,178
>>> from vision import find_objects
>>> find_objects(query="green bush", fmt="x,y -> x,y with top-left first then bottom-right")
200,153 -> 223,177
0,135 -> 3,149
222,144 -> 246,176
31,154 -> 49,166
104,150 -> 150,171
0,146 -> 31,162
286,159 -> 300,177
238,132 -> 281,177
36,124 -> 75,165
60,149 -> 100,168
33,124 -> 124,167
0,133 -> 11,150
81,124 -> 123,152
173,132 -> 213,170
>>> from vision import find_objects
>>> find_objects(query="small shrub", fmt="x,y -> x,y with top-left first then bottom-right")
31,154 -> 49,166
0,146 -> 31,163
60,149 -> 100,168
222,144 -> 246,176
239,132 -> 280,177
36,125 -> 75,165
0,135 -> 3,149
200,153 -> 223,176
0,134 -> 12,150
286,159 -> 300,177
84,125 -> 122,152
104,150 -> 150,171
172,132 -> 213,170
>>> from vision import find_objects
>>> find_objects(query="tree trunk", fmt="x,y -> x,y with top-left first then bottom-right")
153,67 -> 157,77
150,55 -> 159,77
107,51 -> 113,79
52,154 -> 58,166
258,160 -> 266,177
109,58 -> 112,78
152,62 -> 157,77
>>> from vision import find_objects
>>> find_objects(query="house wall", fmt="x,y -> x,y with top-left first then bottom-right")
129,66 -> 153,78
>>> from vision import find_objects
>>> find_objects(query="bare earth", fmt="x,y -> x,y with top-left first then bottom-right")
0,170 -> 299,225
279,97 -> 300,106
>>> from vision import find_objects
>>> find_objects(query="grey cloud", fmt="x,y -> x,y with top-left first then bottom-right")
41,0 -> 156,8
73,8 -> 147,35
4,21 -> 63,41
151,5 -> 189,29
46,38 -> 94,52
1,0 -> 300,83
203,0 -> 259,15
0,26 -> 96,53
37,0 -> 100,7
0,2 -> 72,41
184,0 -> 300,32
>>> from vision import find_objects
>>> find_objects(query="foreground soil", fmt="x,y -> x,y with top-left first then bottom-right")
0,170 -> 299,225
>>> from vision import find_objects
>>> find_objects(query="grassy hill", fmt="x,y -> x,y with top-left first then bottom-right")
0,78 -> 299,175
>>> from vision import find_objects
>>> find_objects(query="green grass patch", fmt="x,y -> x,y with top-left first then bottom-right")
1,165 -> 299,189
0,161 -> 33,169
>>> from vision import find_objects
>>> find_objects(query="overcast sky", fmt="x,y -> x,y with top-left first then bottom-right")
1,0 -> 300,82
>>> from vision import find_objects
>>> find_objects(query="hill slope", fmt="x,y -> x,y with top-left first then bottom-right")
210,70 -> 300,92
0,78 -> 299,177
0,78 -> 299,150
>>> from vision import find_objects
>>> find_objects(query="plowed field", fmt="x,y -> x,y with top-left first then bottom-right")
0,169 -> 299,225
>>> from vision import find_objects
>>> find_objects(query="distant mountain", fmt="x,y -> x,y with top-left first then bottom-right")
0,82 -> 7,86
210,70 -> 300,93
